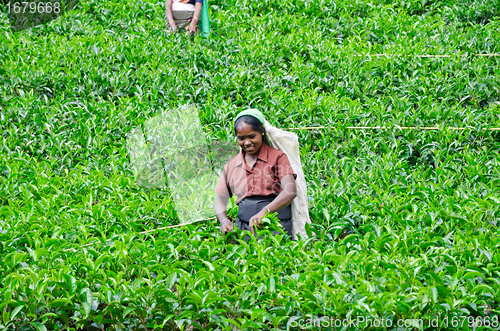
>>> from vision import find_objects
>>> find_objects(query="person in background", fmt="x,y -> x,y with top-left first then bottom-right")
165,0 -> 202,33
214,109 -> 298,237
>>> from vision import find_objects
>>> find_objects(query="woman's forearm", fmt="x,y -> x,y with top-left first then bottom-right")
248,178 -> 296,234
192,2 -> 202,21
214,194 -> 230,223
165,0 -> 175,26
263,174 -> 297,214
265,191 -> 296,214
187,2 -> 202,33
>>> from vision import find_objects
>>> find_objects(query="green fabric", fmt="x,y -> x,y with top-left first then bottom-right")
200,0 -> 210,38
235,109 -> 266,125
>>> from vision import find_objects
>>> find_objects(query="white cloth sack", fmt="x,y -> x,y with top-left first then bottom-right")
265,121 -> 310,239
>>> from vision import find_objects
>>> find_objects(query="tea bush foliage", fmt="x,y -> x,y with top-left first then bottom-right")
0,0 -> 499,329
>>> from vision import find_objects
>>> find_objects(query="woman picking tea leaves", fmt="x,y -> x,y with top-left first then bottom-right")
214,109 -> 297,237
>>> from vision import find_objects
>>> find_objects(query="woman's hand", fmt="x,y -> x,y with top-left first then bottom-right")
249,209 -> 267,235
169,22 -> 178,32
248,174 -> 297,235
187,20 -> 198,34
220,219 -> 234,234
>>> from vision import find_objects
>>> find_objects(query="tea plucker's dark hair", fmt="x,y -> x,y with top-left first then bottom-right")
234,115 -> 272,145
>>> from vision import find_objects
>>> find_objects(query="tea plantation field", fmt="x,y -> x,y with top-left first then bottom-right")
1,0 -> 500,329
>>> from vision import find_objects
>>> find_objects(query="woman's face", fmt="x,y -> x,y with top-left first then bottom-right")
236,121 -> 263,156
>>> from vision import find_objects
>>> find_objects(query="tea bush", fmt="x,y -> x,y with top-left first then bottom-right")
0,0 -> 499,329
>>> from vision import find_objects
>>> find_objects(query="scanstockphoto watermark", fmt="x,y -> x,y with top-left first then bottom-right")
288,316 -> 394,329
288,315 -> 500,329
